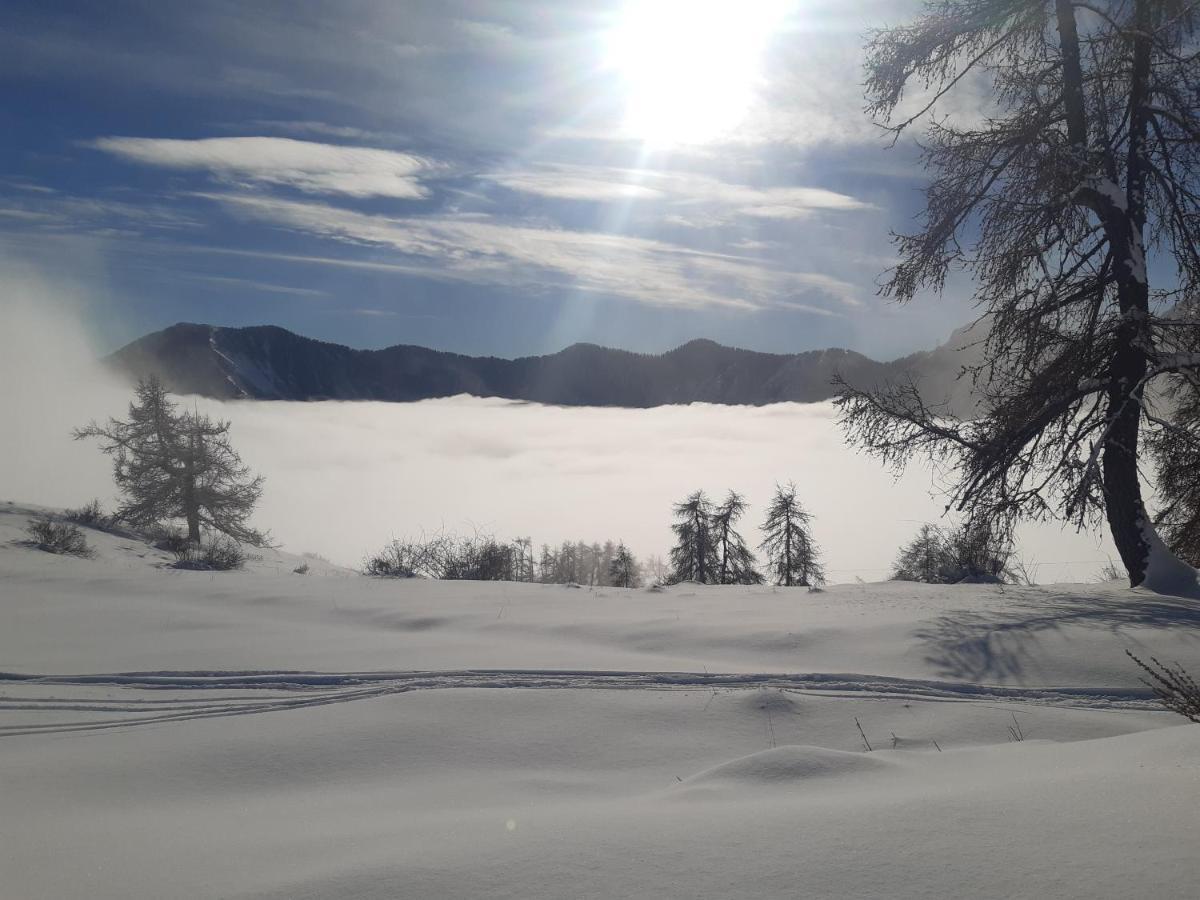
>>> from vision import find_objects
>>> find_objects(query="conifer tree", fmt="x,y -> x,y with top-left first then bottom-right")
669,491 -> 718,584
891,524 -> 954,583
1149,377 -> 1200,566
760,483 -> 824,587
712,491 -> 763,585
75,376 -> 267,545
608,542 -> 642,588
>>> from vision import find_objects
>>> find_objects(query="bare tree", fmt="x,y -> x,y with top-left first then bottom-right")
760,483 -> 824,587
669,491 -> 718,584
75,377 -> 267,545
835,0 -> 1200,588
712,491 -> 763,585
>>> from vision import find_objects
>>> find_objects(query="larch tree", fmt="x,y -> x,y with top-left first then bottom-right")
608,542 -> 642,588
712,491 -> 763,585
669,490 -> 719,584
891,523 -> 956,583
834,0 -> 1200,589
1148,371 -> 1200,565
760,483 -> 824,587
75,376 -> 268,546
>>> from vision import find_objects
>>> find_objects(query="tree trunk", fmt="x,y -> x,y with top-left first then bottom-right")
783,515 -> 792,587
183,431 -> 201,544
183,476 -> 201,544
1102,0 -> 1155,587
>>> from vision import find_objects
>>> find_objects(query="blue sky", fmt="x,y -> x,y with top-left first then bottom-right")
0,0 -> 982,358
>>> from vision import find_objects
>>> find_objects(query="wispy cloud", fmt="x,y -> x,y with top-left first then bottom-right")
180,273 -> 328,298
485,164 -> 873,220
0,193 -> 201,234
89,136 -> 439,199
201,192 -> 858,313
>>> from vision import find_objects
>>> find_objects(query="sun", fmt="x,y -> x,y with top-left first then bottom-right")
605,0 -> 792,146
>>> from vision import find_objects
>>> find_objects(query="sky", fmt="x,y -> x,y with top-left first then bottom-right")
0,0 -> 990,359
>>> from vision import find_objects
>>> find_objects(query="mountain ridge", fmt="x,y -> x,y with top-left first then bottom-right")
106,322 -> 980,410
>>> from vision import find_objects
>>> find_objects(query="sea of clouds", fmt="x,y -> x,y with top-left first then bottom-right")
0,269 -> 1114,582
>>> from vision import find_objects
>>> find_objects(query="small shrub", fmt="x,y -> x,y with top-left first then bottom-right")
293,562 -> 310,575
1127,650 -> 1200,723
26,517 -> 93,558
1096,558 -> 1125,583
172,535 -> 246,571
149,525 -> 190,556
363,539 -> 427,578
65,499 -> 108,527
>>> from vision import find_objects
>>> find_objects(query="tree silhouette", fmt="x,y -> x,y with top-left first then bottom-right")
760,483 -> 824,587
712,491 -> 763,585
836,0 -> 1200,588
669,491 -> 718,584
608,542 -> 642,588
75,376 -> 267,545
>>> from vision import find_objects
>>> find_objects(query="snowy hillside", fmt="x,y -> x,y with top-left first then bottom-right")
2,502 -> 1198,899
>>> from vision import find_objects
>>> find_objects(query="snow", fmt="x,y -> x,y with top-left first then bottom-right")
1138,514 -> 1199,597
2,502 -> 1199,898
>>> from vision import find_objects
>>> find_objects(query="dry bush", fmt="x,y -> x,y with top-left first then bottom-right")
1127,651 -> 1200,723
171,535 -> 247,571
25,517 -> 93,558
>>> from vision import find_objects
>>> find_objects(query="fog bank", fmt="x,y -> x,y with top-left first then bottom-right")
0,285 -> 1113,582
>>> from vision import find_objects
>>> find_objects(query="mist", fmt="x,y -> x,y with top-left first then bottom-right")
0,279 -> 1115,582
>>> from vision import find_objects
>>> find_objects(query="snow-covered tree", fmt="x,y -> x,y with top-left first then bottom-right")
669,491 -> 718,584
835,0 -> 1200,589
75,376 -> 267,545
608,542 -> 642,588
760,483 -> 824,587
712,491 -> 763,585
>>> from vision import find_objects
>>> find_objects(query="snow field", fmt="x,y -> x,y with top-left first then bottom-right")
1,503 -> 1198,898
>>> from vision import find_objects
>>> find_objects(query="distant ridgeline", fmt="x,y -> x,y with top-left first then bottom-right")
106,322 -> 981,411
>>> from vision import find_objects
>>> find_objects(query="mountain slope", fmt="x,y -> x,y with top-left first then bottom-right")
107,323 -> 979,408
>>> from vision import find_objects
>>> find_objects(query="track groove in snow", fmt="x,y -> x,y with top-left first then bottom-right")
0,668 -> 1159,735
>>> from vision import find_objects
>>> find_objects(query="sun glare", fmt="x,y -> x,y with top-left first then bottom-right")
606,0 -> 792,146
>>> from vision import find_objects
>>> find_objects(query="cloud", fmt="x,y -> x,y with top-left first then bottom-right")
89,136 -> 439,199
202,192 -> 859,312
0,192 -> 202,235
484,164 -> 873,221
179,273 -> 327,298
487,170 -> 664,201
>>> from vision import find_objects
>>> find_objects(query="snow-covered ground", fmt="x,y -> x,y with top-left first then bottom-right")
2,502 -> 1199,898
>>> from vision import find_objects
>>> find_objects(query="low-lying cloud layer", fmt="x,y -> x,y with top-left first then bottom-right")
0,289 -> 1113,583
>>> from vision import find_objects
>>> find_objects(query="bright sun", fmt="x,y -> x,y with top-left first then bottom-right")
606,0 -> 792,146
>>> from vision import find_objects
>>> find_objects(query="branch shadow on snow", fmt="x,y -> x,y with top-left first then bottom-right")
914,587 -> 1200,683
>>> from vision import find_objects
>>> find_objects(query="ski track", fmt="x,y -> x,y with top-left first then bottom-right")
0,669 -> 1158,736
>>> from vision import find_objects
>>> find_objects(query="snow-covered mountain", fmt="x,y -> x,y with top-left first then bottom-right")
106,322 -> 983,410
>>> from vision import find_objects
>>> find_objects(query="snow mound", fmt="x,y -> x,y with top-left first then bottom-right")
681,745 -> 893,789
1138,517 -> 1200,597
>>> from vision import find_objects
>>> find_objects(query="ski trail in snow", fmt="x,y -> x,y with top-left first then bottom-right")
0,669 -> 1159,736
